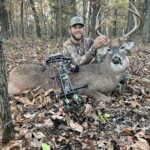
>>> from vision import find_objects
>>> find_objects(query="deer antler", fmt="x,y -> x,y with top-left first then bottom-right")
95,2 -> 142,39
123,1 -> 142,38
95,7 -> 108,36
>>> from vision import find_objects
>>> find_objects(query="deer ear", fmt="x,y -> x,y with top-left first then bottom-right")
124,42 -> 134,55
125,42 -> 134,50
97,47 -> 108,54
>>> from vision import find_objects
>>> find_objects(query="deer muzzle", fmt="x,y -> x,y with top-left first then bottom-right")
112,55 -> 122,65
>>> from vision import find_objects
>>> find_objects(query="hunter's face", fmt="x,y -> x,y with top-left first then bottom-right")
69,24 -> 84,41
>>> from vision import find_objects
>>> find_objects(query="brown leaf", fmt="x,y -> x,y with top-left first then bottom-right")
131,100 -> 141,108
68,119 -> 83,133
25,132 -> 45,148
44,88 -> 55,97
141,87 -> 146,95
10,105 -> 18,114
15,96 -> 33,106
121,127 -> 134,136
23,113 -> 36,119
51,114 -> 64,120
84,104 -> 94,116
2,140 -> 23,150
43,118 -> 54,127
131,137 -> 150,150
142,78 -> 150,88
15,115 -> 24,124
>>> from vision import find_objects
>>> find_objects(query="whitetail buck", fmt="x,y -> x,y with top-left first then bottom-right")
8,2 -> 141,102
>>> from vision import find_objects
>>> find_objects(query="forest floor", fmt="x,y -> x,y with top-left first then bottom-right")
1,37 -> 150,149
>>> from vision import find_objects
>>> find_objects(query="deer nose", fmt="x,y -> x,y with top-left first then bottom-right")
112,56 -> 121,64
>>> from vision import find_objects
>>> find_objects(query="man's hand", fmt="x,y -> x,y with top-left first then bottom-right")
92,35 -> 108,49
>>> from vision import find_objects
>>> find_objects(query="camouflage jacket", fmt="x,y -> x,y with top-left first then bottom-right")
62,37 -> 95,65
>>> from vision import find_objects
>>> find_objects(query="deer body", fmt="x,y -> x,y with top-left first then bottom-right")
8,63 -> 124,96
8,40 -> 130,99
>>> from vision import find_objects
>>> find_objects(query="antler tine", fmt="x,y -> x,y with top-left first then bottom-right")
123,1 -> 142,38
95,7 -> 103,36
129,1 -> 142,19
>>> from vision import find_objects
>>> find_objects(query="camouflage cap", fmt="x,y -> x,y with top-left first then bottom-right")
69,16 -> 84,26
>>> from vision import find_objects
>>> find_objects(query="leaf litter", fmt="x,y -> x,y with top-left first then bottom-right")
1,38 -> 150,149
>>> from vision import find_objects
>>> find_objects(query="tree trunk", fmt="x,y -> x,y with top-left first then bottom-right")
0,37 -> 15,143
8,10 -> 14,37
57,0 -> 63,47
142,0 -> 150,43
72,0 -> 76,15
55,0 -> 58,42
134,1 -> 144,35
0,0 -> 10,38
83,0 -> 87,28
29,0 -> 41,38
87,0 -> 92,37
48,0 -> 54,39
90,0 -> 101,39
125,0 -> 135,40
21,0 -> 24,38
112,8 -> 117,37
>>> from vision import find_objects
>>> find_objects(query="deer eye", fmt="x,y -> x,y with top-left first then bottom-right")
120,46 -> 125,49
107,48 -> 111,51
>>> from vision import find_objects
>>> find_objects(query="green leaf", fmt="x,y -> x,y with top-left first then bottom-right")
42,143 -> 51,150
97,112 -> 111,123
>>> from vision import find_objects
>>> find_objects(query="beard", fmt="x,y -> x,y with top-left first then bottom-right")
71,33 -> 83,41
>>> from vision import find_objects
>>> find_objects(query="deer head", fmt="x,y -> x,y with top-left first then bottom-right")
95,1 -> 141,71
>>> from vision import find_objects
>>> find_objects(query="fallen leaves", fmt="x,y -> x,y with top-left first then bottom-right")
23,113 -> 36,119
131,137 -> 150,150
142,77 -> 150,88
25,131 -> 46,148
120,128 -> 150,150
84,104 -> 94,116
68,119 -> 83,133
131,100 -> 141,108
2,39 -> 150,149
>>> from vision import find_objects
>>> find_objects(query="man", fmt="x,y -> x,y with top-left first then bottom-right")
63,16 -> 108,66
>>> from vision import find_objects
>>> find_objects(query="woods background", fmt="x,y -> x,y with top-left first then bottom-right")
0,0 -> 150,148
0,0 -> 150,44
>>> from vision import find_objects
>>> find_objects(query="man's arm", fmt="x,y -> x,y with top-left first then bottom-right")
63,45 -> 95,66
